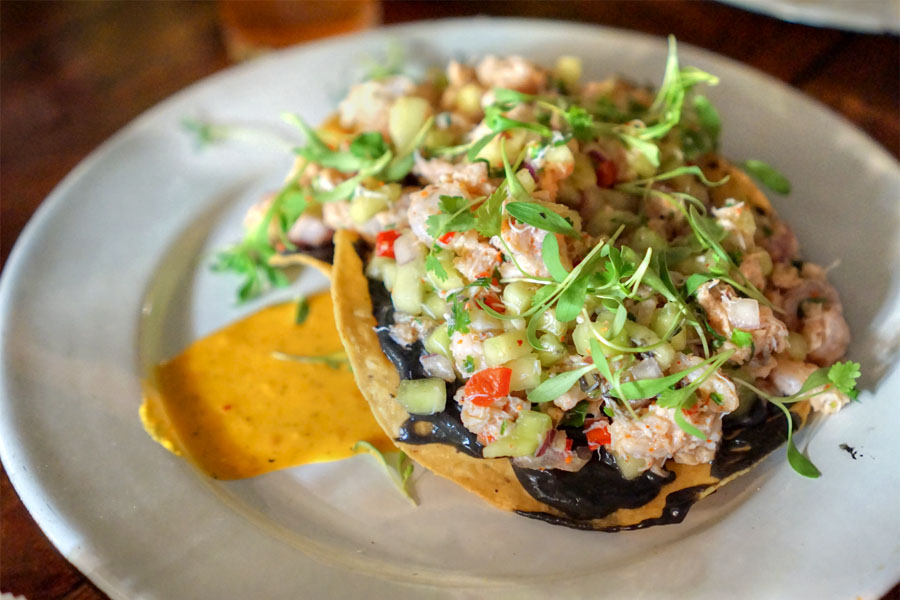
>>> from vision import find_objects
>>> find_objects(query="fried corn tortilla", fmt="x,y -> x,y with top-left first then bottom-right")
332,228 -> 811,530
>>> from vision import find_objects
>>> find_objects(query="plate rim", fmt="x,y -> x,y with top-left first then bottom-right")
1,16 -> 898,600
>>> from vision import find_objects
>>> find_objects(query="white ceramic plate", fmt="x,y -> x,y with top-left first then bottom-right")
718,0 -> 900,33
1,18 -> 898,600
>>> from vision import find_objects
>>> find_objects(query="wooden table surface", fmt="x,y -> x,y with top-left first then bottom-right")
1,2 -> 897,599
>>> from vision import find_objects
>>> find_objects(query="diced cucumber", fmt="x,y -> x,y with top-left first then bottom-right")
424,324 -> 451,358
392,262 -> 424,315
575,316 -> 631,357
422,293 -> 449,320
670,327 -> 687,352
425,253 -> 464,290
585,207 -> 637,238
456,83 -> 484,117
516,168 -> 537,193
535,309 -> 567,338
425,128 -> 458,150
628,146 -> 657,178
610,450 -> 646,480
650,302 -> 683,339
554,55 -> 582,89
502,281 -> 537,316
787,331 -> 808,361
732,384 -> 759,420
389,96 -> 431,151
476,129 -> 530,169
570,152 -> 596,189
756,248 -> 774,276
572,321 -> 593,356
625,321 -> 674,370
544,144 -> 574,166
482,410 -> 552,458
349,193 -> 389,224
630,227 -> 666,254
505,355 -> 541,391
536,333 -> 566,366
676,250 -> 720,276
366,256 -> 396,286
396,378 -> 446,415
483,331 -> 531,367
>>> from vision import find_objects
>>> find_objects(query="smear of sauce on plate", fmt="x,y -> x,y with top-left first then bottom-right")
140,293 -> 394,479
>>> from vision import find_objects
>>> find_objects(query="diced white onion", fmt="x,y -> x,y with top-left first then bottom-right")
393,232 -> 421,265
728,298 -> 760,330
420,354 -> 455,382
630,357 -> 663,381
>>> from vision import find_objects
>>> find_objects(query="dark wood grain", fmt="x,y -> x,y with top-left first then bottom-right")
1,1 -> 897,599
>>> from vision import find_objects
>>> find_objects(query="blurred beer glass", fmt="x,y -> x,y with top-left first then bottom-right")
219,0 -> 381,61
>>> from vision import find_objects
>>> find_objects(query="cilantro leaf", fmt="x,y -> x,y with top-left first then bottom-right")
424,253 -> 448,281
425,195 -> 476,240
448,294 -> 471,335
562,105 -> 595,141
731,329 -> 753,348
474,185 -> 505,238
828,361 -> 861,397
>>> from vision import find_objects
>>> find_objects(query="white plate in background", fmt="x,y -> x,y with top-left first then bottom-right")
719,0 -> 900,33
1,18 -> 898,600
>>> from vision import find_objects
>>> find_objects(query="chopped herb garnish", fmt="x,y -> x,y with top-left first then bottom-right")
742,159 -> 791,195
295,296 -> 310,325
731,329 -> 753,348
271,350 -> 350,371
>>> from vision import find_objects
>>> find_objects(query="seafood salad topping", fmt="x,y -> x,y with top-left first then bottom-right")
217,38 -> 860,480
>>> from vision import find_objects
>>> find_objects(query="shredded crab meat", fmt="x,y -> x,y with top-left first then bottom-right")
608,404 -> 722,473
712,202 -> 756,251
738,249 -> 771,291
456,388 -> 530,445
474,55 -> 547,94
407,181 -> 470,246
696,280 -> 787,376
494,200 -> 579,279
389,314 -> 436,347
553,381 -> 587,411
448,230 -> 502,283
242,51 -> 857,479
801,301 -> 851,366
671,354 -> 740,413
412,156 -> 493,195
449,331 -> 492,376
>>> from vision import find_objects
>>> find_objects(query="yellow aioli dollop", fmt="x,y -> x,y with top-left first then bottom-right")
140,293 -> 394,480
